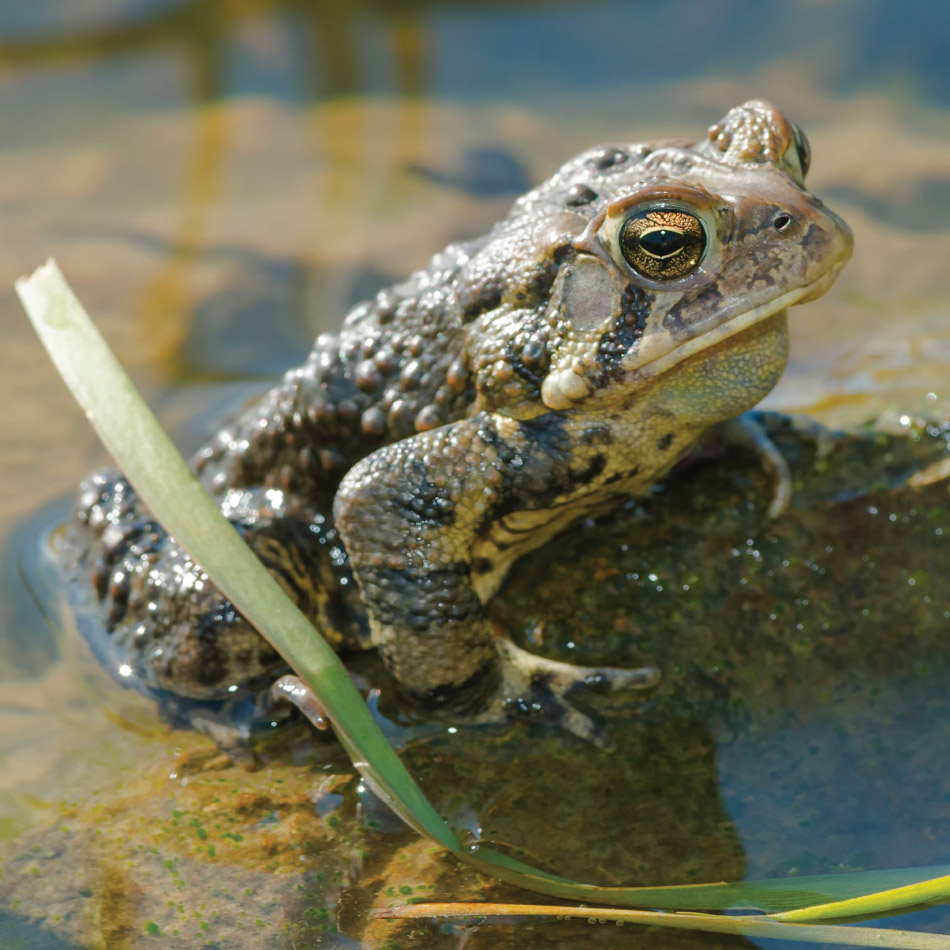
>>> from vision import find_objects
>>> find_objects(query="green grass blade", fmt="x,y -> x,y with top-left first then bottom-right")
16,259 -> 460,853
464,847 -> 950,913
16,260 -> 950,933
375,902 -> 950,949
774,876 -> 950,922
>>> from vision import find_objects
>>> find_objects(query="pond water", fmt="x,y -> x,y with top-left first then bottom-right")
0,2 -> 949,948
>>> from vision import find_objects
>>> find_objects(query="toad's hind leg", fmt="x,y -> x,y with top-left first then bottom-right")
70,475 -> 367,704
334,410 -> 659,743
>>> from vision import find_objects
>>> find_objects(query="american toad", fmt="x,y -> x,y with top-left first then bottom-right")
70,101 -> 852,740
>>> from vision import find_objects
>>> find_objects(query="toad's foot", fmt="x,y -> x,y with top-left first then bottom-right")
715,411 -> 839,519
472,638 -> 660,746
272,653 -> 658,747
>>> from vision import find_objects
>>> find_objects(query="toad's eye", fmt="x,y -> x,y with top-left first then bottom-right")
791,124 -> 811,179
618,209 -> 706,281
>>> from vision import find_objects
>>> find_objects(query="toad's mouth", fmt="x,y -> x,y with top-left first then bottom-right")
624,260 -> 846,388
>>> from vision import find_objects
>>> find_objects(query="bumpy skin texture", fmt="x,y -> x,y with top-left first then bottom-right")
70,101 -> 853,730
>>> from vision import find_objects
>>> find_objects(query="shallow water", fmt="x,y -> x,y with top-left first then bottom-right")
0,2 -> 949,947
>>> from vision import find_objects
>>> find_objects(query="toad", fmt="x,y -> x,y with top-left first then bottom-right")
70,100 -> 852,741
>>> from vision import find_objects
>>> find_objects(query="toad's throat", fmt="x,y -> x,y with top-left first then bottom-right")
624,261 -> 845,389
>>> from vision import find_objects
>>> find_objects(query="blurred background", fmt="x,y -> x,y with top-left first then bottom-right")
0,0 -> 948,943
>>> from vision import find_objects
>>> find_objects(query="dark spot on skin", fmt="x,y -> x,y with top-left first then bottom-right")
800,222 -> 820,249
502,340 -> 548,390
579,425 -> 612,447
476,415 -> 510,459
366,562 -> 480,630
485,413 -> 606,509
458,278 -> 503,321
91,562 -> 108,601
481,414 -> 575,516
520,338 -> 546,368
657,433 -> 675,451
392,465 -> 456,527
530,672 -> 553,691
566,183 -> 598,206
592,147 -> 627,170
255,641 -> 281,673
597,285 -> 652,371
571,453 -> 606,486
612,465 -> 639,485
471,557 -> 494,575
504,673 -> 571,723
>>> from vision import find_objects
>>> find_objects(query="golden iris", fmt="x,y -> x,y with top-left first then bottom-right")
619,209 -> 706,280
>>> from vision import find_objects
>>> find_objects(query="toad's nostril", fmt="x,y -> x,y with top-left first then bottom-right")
773,212 -> 793,231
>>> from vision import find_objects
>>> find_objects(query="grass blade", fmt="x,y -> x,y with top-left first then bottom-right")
774,876 -> 950,922
375,902 -> 950,949
463,847 -> 950,913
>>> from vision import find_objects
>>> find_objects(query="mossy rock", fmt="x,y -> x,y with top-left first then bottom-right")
2,414 -> 949,948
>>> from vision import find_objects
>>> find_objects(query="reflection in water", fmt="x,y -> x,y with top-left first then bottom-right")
0,1 -> 434,371
0,0 -> 429,98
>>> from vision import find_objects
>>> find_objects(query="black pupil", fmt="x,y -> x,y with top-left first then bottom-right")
639,228 -> 686,258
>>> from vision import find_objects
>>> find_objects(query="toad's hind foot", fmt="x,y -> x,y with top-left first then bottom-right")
473,638 -> 660,746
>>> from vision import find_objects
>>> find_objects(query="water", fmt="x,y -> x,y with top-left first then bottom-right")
0,1 -> 948,947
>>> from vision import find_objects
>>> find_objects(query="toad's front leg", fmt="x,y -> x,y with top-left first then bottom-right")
333,411 -> 658,741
